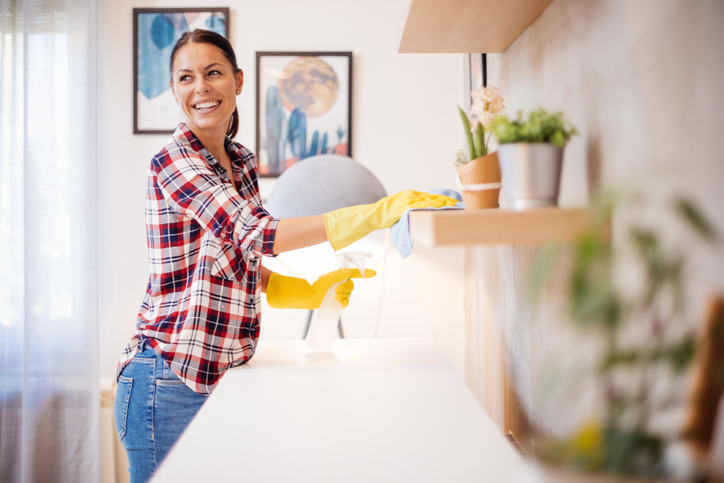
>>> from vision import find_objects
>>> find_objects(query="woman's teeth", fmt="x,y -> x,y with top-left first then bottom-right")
194,101 -> 220,110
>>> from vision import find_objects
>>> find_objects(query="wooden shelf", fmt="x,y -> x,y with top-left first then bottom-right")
398,0 -> 554,53
409,208 -> 609,246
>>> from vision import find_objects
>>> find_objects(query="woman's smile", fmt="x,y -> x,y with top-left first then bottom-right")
193,100 -> 221,111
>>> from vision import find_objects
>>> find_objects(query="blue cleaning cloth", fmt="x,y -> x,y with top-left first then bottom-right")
390,188 -> 464,259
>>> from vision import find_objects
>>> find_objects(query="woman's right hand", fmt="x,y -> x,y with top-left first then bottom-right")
323,190 -> 458,251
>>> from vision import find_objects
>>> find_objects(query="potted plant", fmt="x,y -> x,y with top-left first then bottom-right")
455,87 -> 505,209
490,109 -> 578,210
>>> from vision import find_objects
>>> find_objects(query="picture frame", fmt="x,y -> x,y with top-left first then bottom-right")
133,7 -> 230,134
255,51 -> 353,177
468,53 -> 487,103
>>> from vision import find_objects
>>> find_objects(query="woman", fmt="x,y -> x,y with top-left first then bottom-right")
114,29 -> 456,482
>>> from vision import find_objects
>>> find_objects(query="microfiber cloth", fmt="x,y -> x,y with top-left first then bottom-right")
390,188 -> 464,259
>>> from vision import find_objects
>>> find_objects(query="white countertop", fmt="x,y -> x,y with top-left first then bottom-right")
152,338 -> 525,482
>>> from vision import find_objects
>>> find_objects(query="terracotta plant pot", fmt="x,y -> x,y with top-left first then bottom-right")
455,151 -> 501,209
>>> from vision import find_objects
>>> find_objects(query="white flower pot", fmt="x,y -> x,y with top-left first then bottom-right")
498,143 -> 563,210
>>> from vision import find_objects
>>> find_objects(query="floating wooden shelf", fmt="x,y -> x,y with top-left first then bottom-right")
398,0 -> 554,53
409,208 -> 609,246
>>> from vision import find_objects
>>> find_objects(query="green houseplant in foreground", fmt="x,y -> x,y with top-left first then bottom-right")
530,193 -> 720,479
490,109 -> 578,210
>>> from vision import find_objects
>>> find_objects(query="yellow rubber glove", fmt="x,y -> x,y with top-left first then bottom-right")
324,190 -> 459,251
266,268 -> 376,310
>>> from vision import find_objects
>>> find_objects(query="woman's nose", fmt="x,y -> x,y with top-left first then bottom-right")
194,78 -> 211,93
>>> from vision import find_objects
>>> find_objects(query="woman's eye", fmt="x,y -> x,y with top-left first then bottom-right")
179,75 -> 191,82
208,70 -> 221,76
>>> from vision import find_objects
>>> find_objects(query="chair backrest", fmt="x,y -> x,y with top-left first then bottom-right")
264,154 -> 387,218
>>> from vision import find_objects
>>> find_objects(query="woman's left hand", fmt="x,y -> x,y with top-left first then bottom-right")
266,268 -> 376,310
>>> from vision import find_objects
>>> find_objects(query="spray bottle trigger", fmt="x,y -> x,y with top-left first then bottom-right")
335,251 -> 372,281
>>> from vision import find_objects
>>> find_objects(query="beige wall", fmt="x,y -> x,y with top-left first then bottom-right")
472,0 -> 724,435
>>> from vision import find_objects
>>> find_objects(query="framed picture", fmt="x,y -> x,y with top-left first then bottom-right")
468,53 -> 487,102
256,52 -> 352,177
133,8 -> 230,134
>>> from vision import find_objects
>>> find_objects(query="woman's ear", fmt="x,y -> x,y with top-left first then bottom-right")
236,70 -> 244,94
168,81 -> 177,103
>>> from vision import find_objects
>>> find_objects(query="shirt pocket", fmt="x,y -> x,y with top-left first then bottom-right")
210,238 -> 257,283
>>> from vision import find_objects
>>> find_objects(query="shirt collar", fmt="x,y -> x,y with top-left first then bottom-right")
172,123 -> 241,168
172,122 -> 206,153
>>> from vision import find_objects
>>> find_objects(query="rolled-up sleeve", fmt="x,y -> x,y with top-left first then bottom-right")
153,144 -> 278,257
229,204 -> 278,256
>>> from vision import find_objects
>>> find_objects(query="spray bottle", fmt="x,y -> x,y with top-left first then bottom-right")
305,251 -> 371,352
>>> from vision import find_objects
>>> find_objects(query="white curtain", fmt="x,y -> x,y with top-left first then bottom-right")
0,0 -> 99,481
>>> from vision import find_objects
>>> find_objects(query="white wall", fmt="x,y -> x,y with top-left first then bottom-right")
98,0 -> 468,380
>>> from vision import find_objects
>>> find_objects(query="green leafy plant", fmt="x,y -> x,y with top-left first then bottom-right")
530,192 -> 719,477
491,108 -> 579,147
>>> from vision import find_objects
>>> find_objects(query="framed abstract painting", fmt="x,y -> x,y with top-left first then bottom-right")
133,8 -> 229,134
255,52 -> 352,177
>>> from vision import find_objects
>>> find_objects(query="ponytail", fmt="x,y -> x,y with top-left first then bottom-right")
227,107 -> 239,139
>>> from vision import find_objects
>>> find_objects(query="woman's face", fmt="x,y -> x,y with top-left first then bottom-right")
170,42 -> 243,138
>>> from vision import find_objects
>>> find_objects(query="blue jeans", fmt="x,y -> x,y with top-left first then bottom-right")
114,341 -> 208,483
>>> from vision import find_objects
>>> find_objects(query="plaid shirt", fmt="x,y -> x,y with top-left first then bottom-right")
117,123 -> 279,395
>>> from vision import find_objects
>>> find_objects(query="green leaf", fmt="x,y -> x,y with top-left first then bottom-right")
600,350 -> 641,371
674,198 -> 719,242
550,130 -> 566,147
567,228 -> 620,329
603,427 -> 664,476
490,114 -> 519,144
474,121 -> 485,158
664,335 -> 696,371
458,106 -> 475,162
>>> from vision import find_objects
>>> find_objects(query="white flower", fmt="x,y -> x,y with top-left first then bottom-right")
469,87 -> 505,127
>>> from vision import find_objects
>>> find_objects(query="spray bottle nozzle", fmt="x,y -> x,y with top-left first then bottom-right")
335,251 -> 372,280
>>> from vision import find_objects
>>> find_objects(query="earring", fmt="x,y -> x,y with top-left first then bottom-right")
236,90 -> 241,95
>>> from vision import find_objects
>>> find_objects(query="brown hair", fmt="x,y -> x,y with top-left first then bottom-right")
170,29 -> 241,139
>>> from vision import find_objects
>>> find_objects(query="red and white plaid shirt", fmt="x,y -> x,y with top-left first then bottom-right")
117,123 -> 279,394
